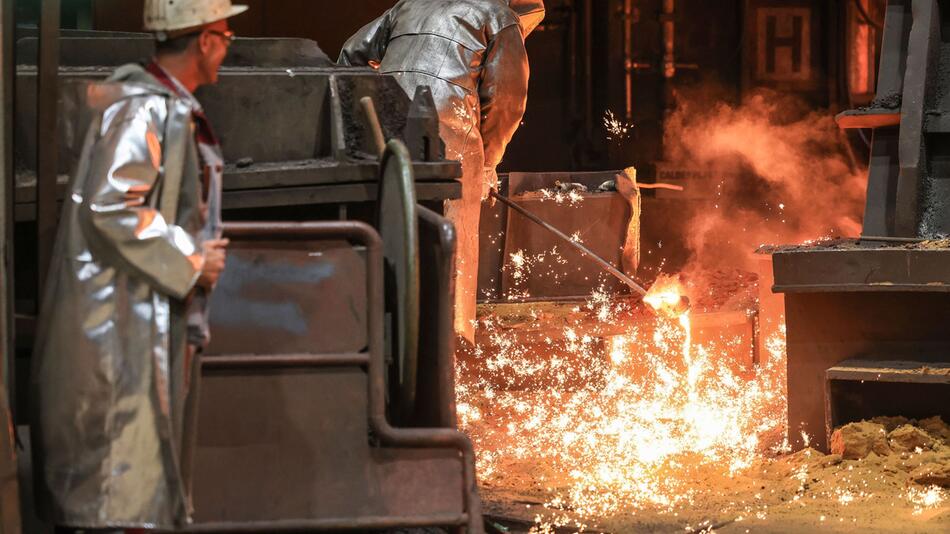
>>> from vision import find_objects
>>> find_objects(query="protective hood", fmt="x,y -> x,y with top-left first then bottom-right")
509,0 -> 545,37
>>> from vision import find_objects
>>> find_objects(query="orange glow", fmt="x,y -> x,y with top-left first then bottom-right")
458,277 -> 789,524
457,89 -> 866,529
643,275 -> 689,318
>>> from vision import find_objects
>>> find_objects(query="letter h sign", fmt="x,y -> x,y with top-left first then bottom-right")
755,7 -> 812,82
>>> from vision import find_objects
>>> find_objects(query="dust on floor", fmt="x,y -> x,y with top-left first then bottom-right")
478,417 -> 950,533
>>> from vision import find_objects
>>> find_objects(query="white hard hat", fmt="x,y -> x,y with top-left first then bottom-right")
509,0 -> 545,37
144,0 -> 248,33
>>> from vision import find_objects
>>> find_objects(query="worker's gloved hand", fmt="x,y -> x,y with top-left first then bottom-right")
482,166 -> 499,203
198,238 -> 230,290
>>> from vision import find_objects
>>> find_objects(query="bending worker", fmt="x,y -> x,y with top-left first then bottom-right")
340,0 -> 545,344
32,0 -> 245,531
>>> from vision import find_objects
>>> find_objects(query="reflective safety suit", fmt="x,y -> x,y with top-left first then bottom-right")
31,63 -> 215,530
340,0 -> 544,343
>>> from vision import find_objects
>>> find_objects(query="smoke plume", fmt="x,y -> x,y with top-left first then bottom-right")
663,91 -> 867,272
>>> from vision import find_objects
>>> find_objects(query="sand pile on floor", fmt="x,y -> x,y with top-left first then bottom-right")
829,421 -> 890,459
829,416 -> 950,488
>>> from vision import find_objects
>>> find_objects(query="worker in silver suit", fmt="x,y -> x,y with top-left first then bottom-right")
31,1 -> 246,531
340,0 -> 545,345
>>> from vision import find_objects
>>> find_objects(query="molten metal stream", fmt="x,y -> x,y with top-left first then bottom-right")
643,275 -> 692,318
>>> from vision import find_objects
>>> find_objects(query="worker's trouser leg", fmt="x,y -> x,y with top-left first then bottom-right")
445,178 -> 482,344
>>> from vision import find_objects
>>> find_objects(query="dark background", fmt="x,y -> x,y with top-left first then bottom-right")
14,0 -> 884,177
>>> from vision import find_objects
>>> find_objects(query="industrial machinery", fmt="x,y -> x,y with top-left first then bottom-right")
772,0 -> 950,451
1,22 -> 482,533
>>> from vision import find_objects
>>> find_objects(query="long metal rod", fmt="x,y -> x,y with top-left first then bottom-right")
0,0 -> 21,530
37,0 -> 60,295
0,0 -> 14,413
583,0 -> 593,137
489,189 -> 649,296
662,0 -> 676,113
623,0 -> 634,121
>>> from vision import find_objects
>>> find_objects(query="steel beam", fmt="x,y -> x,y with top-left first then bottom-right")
36,0 -> 59,293
895,0 -> 939,236
0,0 -> 13,404
0,0 -> 18,528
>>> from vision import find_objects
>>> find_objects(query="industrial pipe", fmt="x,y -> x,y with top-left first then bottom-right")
663,0 -> 675,80
623,0 -> 634,121
584,0 -> 593,137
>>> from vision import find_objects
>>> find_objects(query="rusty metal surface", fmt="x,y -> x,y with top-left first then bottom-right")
416,206 -> 458,428
10,68 -> 462,217
13,65 -> 461,181
10,55 -> 461,337
825,360 -> 950,447
826,359 -> 950,384
192,366 -> 465,525
781,291 -> 950,451
34,0 -> 58,295
478,171 -> 646,301
479,176 -> 701,303
205,239 -> 369,356
492,189 -> 647,296
223,158 -> 459,189
194,222 -> 481,532
361,217 -> 484,534
201,71 -> 335,163
771,247 -> 950,292
863,128 -> 901,236
221,181 -> 460,210
11,161 -> 461,221
502,192 -> 633,298
333,73 -> 412,159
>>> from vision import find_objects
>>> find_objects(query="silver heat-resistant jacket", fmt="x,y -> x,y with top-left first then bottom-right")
339,0 -> 539,174
340,0 -> 543,341
31,64 -> 206,529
